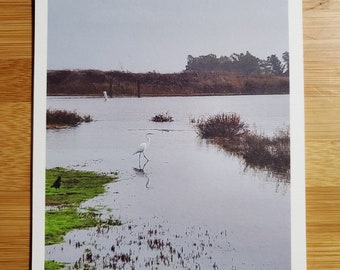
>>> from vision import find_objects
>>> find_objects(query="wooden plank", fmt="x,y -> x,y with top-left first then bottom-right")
1,0 -> 340,269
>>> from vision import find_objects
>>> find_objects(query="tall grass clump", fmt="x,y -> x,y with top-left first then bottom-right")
46,109 -> 93,128
196,113 -> 248,140
151,112 -> 174,122
195,113 -> 290,181
242,128 -> 290,177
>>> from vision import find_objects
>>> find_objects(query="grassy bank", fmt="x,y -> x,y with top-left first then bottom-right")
46,109 -> 93,129
47,69 -> 289,97
45,168 -> 120,246
195,113 -> 290,181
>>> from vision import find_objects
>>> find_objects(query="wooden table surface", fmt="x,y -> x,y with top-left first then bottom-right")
304,1 -> 340,269
1,0 -> 339,269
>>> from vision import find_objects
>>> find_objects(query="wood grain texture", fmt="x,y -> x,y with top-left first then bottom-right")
304,0 -> 340,269
0,0 -> 339,269
0,0 -> 32,269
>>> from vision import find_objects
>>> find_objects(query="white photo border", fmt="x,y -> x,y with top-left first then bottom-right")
32,0 -> 47,269
289,0 -> 306,268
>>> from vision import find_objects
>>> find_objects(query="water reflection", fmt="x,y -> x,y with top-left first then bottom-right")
133,160 -> 151,189
202,138 -> 290,184
243,162 -> 290,184
241,165 -> 290,194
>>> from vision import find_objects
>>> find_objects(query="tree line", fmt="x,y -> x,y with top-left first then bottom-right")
47,51 -> 289,96
47,69 -> 289,97
185,51 -> 289,76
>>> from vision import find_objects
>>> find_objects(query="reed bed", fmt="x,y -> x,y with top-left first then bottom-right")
196,113 -> 248,140
196,113 -> 290,181
46,109 -> 93,128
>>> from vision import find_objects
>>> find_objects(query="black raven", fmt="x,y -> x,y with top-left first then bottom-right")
51,176 -> 61,189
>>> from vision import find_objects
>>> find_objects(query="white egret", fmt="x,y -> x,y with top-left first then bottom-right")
103,91 -> 108,101
133,133 -> 153,162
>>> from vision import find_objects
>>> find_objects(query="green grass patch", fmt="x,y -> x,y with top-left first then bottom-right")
46,167 -> 116,206
45,207 -> 106,245
45,260 -> 66,270
45,168 -> 120,246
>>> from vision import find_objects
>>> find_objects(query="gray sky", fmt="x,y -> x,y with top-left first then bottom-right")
48,0 -> 288,73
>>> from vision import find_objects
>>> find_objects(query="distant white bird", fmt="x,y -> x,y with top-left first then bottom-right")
103,91 -> 108,101
133,133 -> 153,162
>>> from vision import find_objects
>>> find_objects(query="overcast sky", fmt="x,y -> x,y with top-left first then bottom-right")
48,0 -> 288,73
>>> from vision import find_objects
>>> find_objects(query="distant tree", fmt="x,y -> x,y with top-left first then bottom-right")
266,54 -> 284,76
231,51 -> 261,75
200,54 -> 218,71
282,51 -> 289,76
186,51 -> 287,76
186,54 -> 220,72
218,56 -> 233,71
186,55 -> 195,71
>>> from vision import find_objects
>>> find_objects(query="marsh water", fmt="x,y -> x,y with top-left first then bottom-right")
45,95 -> 290,269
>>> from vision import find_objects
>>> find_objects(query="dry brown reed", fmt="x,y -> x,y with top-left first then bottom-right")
46,109 -> 93,128
196,113 -> 290,181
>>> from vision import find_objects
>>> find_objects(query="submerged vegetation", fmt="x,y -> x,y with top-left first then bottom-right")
57,225 -> 231,269
195,113 -> 290,180
45,168 -> 120,246
151,112 -> 174,122
46,109 -> 93,128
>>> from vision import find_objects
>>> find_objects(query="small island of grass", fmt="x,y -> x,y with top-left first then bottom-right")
46,109 -> 93,129
151,112 -> 174,122
45,168 -> 120,247
45,260 -> 66,270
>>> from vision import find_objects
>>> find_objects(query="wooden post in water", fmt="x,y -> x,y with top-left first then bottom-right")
109,77 -> 113,98
137,80 -> 141,98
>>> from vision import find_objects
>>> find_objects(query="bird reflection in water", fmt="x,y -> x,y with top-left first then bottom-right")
133,160 -> 151,188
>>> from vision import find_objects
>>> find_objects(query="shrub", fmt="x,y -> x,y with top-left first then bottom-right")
242,128 -> 290,177
196,113 -> 248,140
46,109 -> 93,127
196,114 -> 290,181
151,112 -> 174,122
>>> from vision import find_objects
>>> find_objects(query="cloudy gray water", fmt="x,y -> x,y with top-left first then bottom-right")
45,95 -> 290,269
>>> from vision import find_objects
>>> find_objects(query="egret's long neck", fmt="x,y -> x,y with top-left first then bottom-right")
146,135 -> 151,144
